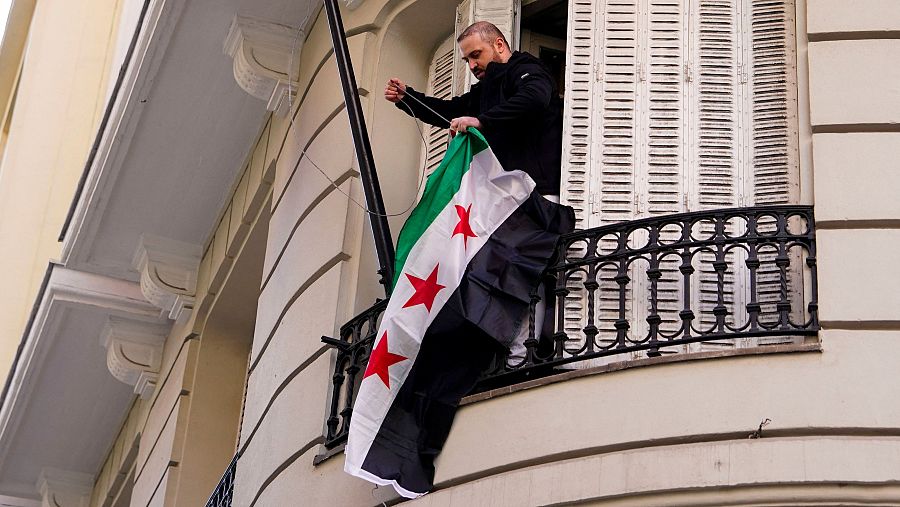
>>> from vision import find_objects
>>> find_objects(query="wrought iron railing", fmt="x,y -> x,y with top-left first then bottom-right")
205,455 -> 237,507
321,205 -> 818,449
321,299 -> 388,449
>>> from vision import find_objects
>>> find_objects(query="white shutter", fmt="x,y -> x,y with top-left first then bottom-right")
634,0 -> 689,345
686,0 -> 742,349
420,36 -> 457,177
559,0 -> 599,229
454,0 -> 474,96
559,0 -> 599,352
744,0 -> 801,344
453,0 -> 522,95
560,0 -> 800,361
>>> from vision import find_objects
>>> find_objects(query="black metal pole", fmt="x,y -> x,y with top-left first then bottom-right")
323,0 -> 395,296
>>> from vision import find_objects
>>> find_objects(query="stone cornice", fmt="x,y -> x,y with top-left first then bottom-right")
224,15 -> 302,115
133,235 -> 201,320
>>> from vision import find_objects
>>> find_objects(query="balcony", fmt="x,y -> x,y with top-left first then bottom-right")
205,455 -> 237,507
321,205 -> 819,451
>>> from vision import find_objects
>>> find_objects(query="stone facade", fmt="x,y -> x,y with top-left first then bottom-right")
1,0 -> 899,506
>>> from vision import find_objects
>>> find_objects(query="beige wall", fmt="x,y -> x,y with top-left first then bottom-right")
806,0 -> 900,329
87,118 -> 273,507
0,0 -> 123,386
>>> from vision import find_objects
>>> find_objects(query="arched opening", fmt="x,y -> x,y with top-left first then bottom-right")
172,205 -> 269,504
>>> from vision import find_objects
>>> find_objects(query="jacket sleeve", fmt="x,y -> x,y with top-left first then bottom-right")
476,63 -> 553,130
395,87 -> 470,128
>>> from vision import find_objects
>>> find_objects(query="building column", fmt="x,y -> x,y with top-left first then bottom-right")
806,0 -> 900,327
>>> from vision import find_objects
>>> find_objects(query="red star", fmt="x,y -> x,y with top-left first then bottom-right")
363,332 -> 407,388
402,264 -> 446,312
452,204 -> 478,249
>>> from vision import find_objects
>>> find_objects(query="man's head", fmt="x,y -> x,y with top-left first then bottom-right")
457,21 -> 511,80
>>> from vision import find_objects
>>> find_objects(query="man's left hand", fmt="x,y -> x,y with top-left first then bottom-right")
449,116 -> 482,136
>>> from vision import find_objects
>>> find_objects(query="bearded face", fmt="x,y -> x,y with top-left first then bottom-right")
458,34 -> 506,80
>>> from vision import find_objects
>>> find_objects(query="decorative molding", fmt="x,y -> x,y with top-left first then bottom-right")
37,468 -> 92,507
132,234 -> 201,320
224,15 -> 302,115
101,317 -> 169,399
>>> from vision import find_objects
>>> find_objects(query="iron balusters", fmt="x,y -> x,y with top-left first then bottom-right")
321,205 -> 819,449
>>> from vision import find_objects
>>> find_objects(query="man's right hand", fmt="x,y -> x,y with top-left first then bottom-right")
384,78 -> 406,103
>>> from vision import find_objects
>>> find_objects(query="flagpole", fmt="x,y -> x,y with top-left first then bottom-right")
323,0 -> 396,296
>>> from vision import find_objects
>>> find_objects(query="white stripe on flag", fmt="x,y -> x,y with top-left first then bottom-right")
344,147 -> 535,495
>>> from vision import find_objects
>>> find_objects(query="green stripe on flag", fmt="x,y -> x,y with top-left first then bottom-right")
391,128 -> 489,289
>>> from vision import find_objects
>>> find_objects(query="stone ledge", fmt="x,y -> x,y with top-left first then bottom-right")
462,342 -> 822,405
311,342 -> 823,466
420,437 -> 900,507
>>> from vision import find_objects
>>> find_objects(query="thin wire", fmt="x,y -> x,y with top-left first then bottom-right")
285,9 -> 431,218
395,85 -> 452,124
302,99 -> 430,217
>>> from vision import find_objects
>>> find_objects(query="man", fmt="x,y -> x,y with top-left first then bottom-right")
384,21 -> 563,197
384,21 -> 567,362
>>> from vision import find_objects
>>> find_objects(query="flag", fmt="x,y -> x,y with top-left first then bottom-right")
344,128 -> 574,498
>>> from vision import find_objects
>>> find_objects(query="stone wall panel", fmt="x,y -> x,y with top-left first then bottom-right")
808,40 -> 900,126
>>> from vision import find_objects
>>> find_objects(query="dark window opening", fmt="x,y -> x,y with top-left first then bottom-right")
520,0 -> 568,96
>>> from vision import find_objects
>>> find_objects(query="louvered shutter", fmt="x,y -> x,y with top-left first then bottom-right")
687,0 -> 801,348
420,36 -> 456,177
686,0 -> 742,349
453,0 -> 522,95
634,0 -> 688,347
560,0 -> 800,360
743,0 -> 801,344
563,0 -> 690,359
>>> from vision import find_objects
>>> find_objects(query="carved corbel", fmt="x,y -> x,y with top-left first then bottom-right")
37,468 -> 93,507
224,15 -> 302,115
132,235 -> 201,320
101,317 -> 169,399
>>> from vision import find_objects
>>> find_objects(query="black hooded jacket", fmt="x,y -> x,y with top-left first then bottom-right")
396,51 -> 563,195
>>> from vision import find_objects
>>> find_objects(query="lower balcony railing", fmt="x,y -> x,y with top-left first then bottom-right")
321,205 -> 819,450
205,455 -> 237,507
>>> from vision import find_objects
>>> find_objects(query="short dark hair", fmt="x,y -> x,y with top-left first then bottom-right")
456,21 -> 510,48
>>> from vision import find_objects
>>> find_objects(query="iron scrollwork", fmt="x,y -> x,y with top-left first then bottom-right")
321,205 -> 819,449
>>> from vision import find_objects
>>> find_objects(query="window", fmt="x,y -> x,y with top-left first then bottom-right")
560,0 -> 802,356
422,0 -> 567,173
561,0 -> 799,226
421,0 -> 802,357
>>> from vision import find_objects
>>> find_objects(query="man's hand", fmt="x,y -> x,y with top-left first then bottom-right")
449,116 -> 482,136
384,78 -> 406,103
